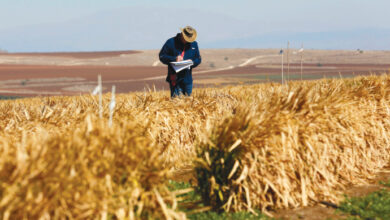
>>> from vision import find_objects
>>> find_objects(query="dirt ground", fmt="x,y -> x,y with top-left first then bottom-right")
0,49 -> 389,96
273,166 -> 390,220
0,50 -> 140,59
0,64 -> 167,96
0,62 -> 387,96
1,48 -> 390,68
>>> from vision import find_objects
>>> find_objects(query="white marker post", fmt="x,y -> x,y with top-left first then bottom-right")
91,75 -> 103,118
298,44 -> 304,80
108,85 -> 116,127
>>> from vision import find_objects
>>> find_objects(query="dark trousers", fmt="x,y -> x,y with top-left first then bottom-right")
169,81 -> 193,97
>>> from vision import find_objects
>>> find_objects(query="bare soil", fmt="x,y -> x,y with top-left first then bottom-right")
0,62 -> 388,96
0,50 -> 140,59
0,49 -> 389,96
0,64 -> 166,96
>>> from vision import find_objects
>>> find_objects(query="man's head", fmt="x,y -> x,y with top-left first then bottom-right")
180,26 -> 197,43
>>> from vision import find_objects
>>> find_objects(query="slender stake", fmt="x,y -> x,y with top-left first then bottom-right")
300,44 -> 304,81
98,75 -> 103,118
281,53 -> 284,84
287,41 -> 290,82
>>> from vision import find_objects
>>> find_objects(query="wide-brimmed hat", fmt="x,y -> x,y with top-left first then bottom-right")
180,26 -> 197,43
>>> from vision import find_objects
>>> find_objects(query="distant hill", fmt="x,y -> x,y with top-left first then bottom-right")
0,6 -> 389,52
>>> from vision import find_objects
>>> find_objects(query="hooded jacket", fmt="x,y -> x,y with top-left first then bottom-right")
159,33 -> 202,84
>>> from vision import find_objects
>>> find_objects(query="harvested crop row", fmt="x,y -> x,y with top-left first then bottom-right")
0,90 -> 236,168
0,115 -> 185,219
195,75 -> 390,214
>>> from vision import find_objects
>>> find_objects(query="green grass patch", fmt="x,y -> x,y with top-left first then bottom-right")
168,180 -> 201,204
337,189 -> 390,219
0,95 -> 22,100
188,210 -> 269,220
379,179 -> 390,187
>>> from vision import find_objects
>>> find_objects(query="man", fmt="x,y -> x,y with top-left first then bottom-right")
159,26 -> 201,97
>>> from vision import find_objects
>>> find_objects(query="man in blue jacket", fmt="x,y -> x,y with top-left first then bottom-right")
159,26 -> 202,97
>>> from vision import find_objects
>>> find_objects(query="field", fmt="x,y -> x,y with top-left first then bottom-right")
0,49 -> 389,96
0,49 -> 390,219
0,71 -> 390,219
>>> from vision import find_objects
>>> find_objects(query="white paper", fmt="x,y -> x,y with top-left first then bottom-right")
170,60 -> 193,73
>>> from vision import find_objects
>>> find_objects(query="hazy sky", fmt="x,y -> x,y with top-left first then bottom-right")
1,0 -> 389,31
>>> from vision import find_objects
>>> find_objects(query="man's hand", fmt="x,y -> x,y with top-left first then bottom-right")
176,56 -> 183,62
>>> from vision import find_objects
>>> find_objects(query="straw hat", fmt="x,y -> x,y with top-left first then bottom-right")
180,26 -> 197,43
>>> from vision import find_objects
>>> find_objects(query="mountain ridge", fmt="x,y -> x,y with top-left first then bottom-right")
0,6 -> 388,52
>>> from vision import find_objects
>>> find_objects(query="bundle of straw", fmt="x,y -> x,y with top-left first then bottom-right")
0,114 -> 185,219
195,75 -> 390,213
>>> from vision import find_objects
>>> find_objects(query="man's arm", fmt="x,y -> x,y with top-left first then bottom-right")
192,42 -> 202,68
159,40 -> 176,65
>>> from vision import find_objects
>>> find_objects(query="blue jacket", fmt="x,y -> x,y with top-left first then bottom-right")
159,33 -> 202,84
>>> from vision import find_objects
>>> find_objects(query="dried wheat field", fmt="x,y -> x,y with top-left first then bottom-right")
0,74 -> 390,219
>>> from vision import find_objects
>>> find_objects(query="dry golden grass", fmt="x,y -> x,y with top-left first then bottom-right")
0,115 -> 187,219
0,74 -> 389,218
0,89 -> 236,168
